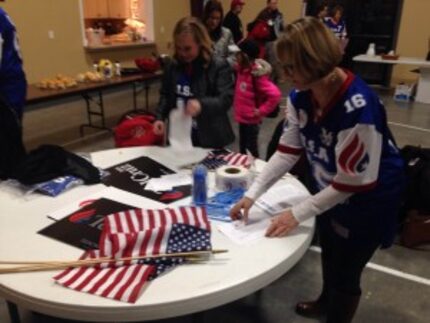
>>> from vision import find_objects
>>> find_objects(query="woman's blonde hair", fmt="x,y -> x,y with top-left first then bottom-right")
276,17 -> 342,83
173,17 -> 213,65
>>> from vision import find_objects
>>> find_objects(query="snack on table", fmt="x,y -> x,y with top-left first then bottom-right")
108,33 -> 131,44
76,71 -> 104,83
36,74 -> 78,90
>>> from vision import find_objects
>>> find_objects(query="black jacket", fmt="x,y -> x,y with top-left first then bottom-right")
156,56 -> 235,148
223,11 -> 243,44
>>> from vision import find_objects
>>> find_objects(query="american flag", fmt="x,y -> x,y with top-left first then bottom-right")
54,206 -> 211,303
201,149 -> 251,170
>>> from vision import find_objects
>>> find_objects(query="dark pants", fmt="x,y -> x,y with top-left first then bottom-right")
266,119 -> 284,161
318,218 -> 380,297
0,98 -> 26,180
239,123 -> 259,158
191,128 -> 201,147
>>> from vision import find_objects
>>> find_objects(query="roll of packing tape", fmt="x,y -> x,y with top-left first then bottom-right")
215,165 -> 250,191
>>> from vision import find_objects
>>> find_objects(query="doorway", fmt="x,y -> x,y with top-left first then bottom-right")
305,0 -> 404,86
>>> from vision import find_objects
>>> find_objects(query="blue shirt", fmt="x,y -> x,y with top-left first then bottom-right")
281,71 -> 404,245
323,17 -> 347,39
176,67 -> 198,130
0,8 -> 26,119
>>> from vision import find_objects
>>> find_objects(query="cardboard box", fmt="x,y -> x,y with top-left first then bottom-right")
394,83 -> 415,102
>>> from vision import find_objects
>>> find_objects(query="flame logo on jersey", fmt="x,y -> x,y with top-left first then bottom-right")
339,135 -> 369,174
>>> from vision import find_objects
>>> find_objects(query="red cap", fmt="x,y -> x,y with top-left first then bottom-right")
231,0 -> 245,9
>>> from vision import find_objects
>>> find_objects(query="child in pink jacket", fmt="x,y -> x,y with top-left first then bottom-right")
234,39 -> 281,157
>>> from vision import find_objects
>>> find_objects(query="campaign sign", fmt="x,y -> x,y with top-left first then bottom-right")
102,156 -> 190,203
39,198 -> 135,250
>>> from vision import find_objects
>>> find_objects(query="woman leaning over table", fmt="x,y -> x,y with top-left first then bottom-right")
153,16 -> 235,148
230,17 -> 405,323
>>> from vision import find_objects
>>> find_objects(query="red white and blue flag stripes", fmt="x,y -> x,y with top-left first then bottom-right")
54,206 -> 211,303
201,149 -> 251,170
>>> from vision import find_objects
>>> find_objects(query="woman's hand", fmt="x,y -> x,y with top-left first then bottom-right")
265,209 -> 299,238
253,109 -> 261,117
230,197 -> 254,224
185,99 -> 201,117
153,120 -> 165,136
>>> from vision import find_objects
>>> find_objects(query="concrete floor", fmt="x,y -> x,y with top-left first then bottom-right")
1,81 -> 429,323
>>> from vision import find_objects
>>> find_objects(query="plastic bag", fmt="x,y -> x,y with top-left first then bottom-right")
206,188 -> 245,222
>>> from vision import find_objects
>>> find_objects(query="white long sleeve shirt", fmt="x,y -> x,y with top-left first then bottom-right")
245,96 -> 353,223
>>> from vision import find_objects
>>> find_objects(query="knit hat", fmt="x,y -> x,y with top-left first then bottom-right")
238,39 -> 259,60
231,0 -> 245,9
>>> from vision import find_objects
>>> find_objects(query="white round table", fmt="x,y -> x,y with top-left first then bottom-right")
0,147 -> 314,322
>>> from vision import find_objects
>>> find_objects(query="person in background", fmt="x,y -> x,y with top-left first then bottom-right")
0,6 -> 27,122
233,39 -> 281,158
314,2 -> 329,22
0,5 -> 26,179
246,13 -> 272,59
231,17 -> 405,323
254,0 -> 284,42
202,0 -> 235,64
223,0 -> 245,44
247,0 -> 284,76
153,17 -> 235,149
324,4 -> 347,40
324,5 -> 348,53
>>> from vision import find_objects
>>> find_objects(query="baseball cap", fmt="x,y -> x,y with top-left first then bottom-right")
238,39 -> 259,60
231,0 -> 245,9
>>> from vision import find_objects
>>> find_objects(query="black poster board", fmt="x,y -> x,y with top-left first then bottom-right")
39,198 -> 135,250
102,156 -> 191,204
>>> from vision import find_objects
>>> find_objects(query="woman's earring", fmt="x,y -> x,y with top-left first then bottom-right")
329,70 -> 339,83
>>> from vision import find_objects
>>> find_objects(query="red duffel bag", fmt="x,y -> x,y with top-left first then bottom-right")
114,112 -> 164,148
134,57 -> 160,73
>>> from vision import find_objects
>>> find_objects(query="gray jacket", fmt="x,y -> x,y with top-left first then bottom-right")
156,56 -> 235,148
213,27 -> 235,65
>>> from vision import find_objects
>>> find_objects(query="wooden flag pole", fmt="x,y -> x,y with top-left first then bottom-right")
0,249 -> 228,274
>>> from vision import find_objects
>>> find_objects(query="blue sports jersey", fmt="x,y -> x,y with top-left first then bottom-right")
323,17 -> 347,39
175,71 -> 193,107
175,67 -> 198,130
279,71 -> 404,245
0,8 -> 26,118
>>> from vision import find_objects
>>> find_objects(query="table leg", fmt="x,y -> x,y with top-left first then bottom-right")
144,82 -> 150,112
6,301 -> 21,323
130,81 -> 149,113
132,82 -> 138,112
254,289 -> 263,302
80,91 -> 111,136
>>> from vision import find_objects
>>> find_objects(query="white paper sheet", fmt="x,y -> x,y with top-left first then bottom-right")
173,148 -> 210,169
217,217 -> 271,245
228,44 -> 240,53
215,205 -> 273,245
255,183 -> 310,215
145,173 -> 192,191
169,107 -> 193,151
